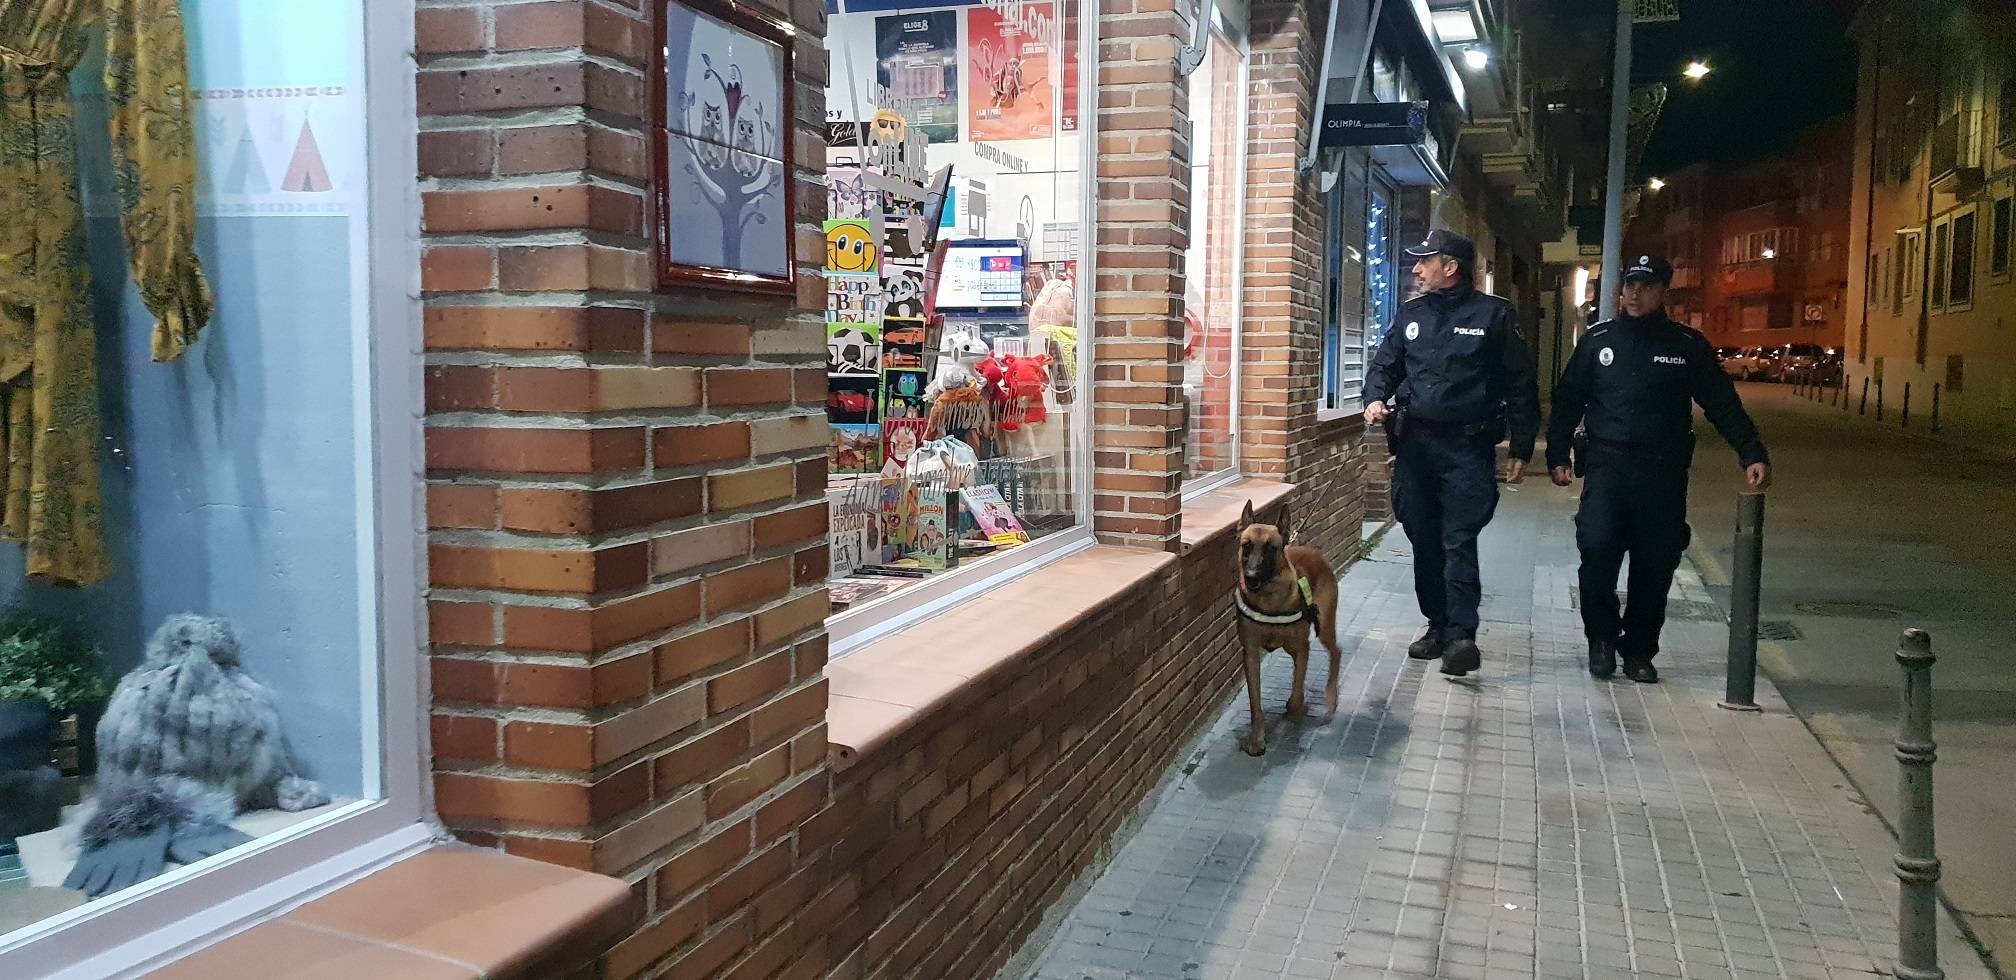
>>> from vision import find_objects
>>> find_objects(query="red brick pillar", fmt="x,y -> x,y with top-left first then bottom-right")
1092,0 -> 1192,549
1238,0 -> 1326,480
415,3 -> 833,977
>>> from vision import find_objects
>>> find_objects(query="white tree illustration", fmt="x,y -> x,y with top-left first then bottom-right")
677,53 -> 781,269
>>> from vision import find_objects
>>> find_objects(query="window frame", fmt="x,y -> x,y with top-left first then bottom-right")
1896,228 -> 1920,312
1948,205 -> 1978,311
824,0 -> 1103,659
0,2 -> 433,974
1931,217 -> 1951,310
1181,13 -> 1252,500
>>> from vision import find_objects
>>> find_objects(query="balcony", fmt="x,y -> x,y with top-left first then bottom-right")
1722,260 -> 1793,298
1929,113 -> 1983,192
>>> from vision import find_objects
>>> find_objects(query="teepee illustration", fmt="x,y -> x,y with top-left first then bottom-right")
282,118 -> 332,192
220,127 -> 270,195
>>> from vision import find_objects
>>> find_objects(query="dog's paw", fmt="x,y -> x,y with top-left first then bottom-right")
1284,698 -> 1308,718
1242,737 -> 1266,757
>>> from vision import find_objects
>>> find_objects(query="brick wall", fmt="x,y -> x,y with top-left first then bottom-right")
415,1 -> 835,977
796,530 -> 1254,980
1091,0 -> 1192,551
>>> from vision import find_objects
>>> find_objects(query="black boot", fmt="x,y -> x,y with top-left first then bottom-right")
1408,626 -> 1446,660
1622,658 -> 1659,683
1588,637 -> 1617,679
1440,629 -> 1481,676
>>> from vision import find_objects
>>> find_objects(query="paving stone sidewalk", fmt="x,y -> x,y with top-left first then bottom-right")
1014,480 -> 1994,980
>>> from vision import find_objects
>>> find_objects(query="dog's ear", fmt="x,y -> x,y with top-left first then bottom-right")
1240,500 -> 1254,531
1277,508 -> 1291,545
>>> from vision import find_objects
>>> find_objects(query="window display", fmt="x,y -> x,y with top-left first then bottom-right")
0,0 -> 376,950
822,0 -> 1089,622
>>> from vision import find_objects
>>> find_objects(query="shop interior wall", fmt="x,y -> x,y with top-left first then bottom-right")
0,1 -> 369,798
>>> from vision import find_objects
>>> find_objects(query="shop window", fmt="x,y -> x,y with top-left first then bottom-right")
0,1 -> 420,970
1182,25 -> 1248,490
820,0 -> 1094,649
1949,209 -> 1977,308
1320,172 -> 1346,412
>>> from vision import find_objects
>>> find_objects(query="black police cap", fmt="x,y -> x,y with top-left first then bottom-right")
1622,254 -> 1673,285
1402,229 -> 1477,265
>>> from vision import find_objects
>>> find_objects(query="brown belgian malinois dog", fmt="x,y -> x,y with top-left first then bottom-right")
1235,501 -> 1342,756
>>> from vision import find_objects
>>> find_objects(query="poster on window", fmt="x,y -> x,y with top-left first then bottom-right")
875,12 -> 960,144
966,2 -> 1054,142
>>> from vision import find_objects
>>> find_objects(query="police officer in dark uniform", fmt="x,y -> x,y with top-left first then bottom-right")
1364,230 -> 1541,677
1547,255 -> 1772,683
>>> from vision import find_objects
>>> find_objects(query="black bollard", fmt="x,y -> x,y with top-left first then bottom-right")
1720,492 -> 1767,712
1904,382 -> 1912,429
1932,383 -> 1941,434
1861,377 -> 1870,415
1878,379 -> 1886,421
1893,629 -> 1942,980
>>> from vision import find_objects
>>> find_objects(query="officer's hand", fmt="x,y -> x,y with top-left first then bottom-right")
1504,459 -> 1526,483
1746,462 -> 1772,491
1551,466 -> 1574,487
1364,400 -> 1389,424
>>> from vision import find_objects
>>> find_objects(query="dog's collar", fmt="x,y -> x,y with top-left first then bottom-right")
1235,590 -> 1307,625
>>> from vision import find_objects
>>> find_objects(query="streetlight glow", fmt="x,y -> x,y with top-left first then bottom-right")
1648,177 -> 1666,191
1762,247 -> 1776,259
1464,47 -> 1490,71
1683,60 -> 1712,80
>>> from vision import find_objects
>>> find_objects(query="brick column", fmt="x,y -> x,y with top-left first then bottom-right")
1239,0 -> 1327,481
415,2 -> 833,977
1091,0 -> 1192,550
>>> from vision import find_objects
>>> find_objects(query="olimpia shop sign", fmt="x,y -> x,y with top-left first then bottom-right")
980,0 -> 1056,50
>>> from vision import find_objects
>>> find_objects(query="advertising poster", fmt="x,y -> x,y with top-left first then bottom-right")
966,2 -> 1054,142
875,11 -> 960,144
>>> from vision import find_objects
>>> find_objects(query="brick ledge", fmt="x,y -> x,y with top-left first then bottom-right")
149,846 -> 634,979
825,545 -> 1179,772
1177,478 -> 1295,550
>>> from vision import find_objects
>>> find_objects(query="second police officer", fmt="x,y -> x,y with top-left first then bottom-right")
1364,230 -> 1541,678
1547,255 -> 1772,683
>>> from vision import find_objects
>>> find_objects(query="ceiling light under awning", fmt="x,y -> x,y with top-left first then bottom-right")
1431,7 -> 1480,43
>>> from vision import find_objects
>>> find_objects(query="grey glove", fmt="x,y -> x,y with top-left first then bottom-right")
64,826 -> 170,897
169,821 -> 251,865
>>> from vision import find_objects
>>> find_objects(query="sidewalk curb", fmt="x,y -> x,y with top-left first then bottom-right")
1684,532 -> 2008,980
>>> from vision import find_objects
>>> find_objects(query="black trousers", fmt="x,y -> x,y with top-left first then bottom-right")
1392,426 -> 1500,632
1575,453 -> 1691,661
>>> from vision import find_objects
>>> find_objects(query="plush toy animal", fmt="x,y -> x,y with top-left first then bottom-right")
925,329 -> 990,402
979,353 -> 1052,430
65,616 -> 327,898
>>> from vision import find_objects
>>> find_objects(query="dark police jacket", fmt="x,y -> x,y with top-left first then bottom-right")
1363,283 -> 1541,462
1545,310 -> 1769,472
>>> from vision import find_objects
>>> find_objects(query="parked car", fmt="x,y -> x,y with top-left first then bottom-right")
1716,347 -> 1747,379
1721,347 -> 1775,381
1779,344 -> 1827,381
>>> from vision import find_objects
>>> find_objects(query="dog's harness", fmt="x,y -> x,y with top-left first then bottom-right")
1236,559 -> 1319,626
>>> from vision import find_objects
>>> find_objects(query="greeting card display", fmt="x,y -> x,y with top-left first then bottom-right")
880,316 -> 927,370
829,424 -> 882,475
881,418 -> 928,474
882,368 -> 929,420
827,376 -> 880,425
827,321 -> 882,375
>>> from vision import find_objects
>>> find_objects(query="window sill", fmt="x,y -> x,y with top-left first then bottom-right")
1315,407 -> 1365,424
825,545 -> 1179,772
150,846 -> 633,980
1178,478 -> 1295,550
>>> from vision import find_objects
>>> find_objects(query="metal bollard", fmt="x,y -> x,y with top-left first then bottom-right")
1861,377 -> 1870,415
1894,628 -> 1942,980
1719,492 -> 1766,712
1932,383 -> 1941,434
1904,382 -> 1912,428
1878,379 -> 1886,421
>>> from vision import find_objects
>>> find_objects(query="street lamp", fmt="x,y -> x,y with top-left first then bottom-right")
1648,176 -> 1666,191
1762,247 -> 1776,259
1463,46 -> 1490,71
1683,60 -> 1712,81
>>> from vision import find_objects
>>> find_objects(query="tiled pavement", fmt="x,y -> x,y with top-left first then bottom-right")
1015,480 -> 1995,980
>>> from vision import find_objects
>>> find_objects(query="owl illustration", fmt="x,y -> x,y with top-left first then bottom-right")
695,102 -> 729,168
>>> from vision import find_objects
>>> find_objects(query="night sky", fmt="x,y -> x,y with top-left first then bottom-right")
1637,0 -> 1859,173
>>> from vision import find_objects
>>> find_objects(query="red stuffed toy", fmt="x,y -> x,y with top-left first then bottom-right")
979,353 -> 1051,430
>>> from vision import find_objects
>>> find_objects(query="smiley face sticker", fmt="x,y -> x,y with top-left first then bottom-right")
824,219 -> 878,276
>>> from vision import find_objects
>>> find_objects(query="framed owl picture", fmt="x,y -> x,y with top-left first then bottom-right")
653,0 -> 797,292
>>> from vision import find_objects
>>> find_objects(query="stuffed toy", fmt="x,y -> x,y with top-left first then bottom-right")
925,329 -> 993,438
925,329 -> 990,402
64,615 -> 327,897
979,353 -> 1051,431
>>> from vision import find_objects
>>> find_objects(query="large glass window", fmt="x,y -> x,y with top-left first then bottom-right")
1182,25 -> 1248,488
0,0 -> 412,967
1991,193 -> 2011,278
821,0 -> 1093,646
1931,219 -> 1950,308
1950,209 -> 1977,308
